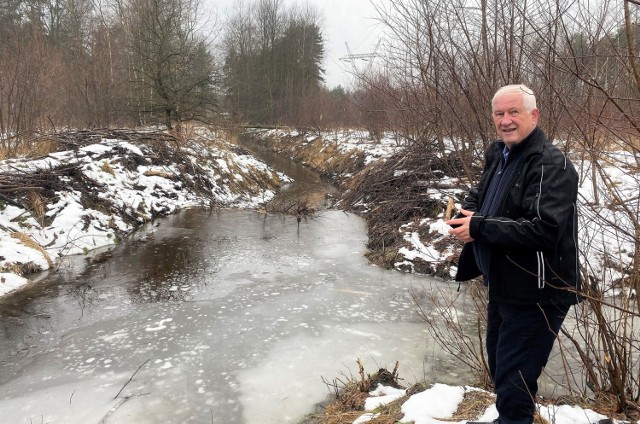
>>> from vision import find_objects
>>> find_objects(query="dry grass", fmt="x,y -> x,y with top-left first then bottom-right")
1,262 -> 24,274
244,163 -> 284,188
250,131 -> 366,184
312,384 -> 618,424
310,385 -> 495,424
308,382 -> 406,424
534,412 -> 551,424
26,190 -> 46,226
0,136 -> 59,160
101,161 -> 116,176
446,389 -> 495,421
31,137 -> 61,156
9,231 -> 53,268
321,383 -> 369,418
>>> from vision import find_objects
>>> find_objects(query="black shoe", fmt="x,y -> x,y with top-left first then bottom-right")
593,420 -> 613,424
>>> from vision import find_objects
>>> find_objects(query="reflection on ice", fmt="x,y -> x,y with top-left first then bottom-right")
0,210 -> 468,424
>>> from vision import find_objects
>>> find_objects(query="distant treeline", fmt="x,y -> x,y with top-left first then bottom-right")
0,0 -> 364,150
1,0 -> 639,157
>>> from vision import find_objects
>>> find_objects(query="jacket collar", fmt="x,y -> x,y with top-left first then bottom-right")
496,127 -> 545,158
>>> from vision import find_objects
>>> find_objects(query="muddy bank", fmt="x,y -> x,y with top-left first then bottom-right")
238,129 -> 369,185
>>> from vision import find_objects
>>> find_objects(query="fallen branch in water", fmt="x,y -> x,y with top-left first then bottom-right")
101,392 -> 151,423
266,197 -> 316,221
114,358 -> 149,399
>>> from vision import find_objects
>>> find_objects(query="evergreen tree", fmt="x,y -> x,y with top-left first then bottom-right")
221,0 -> 324,125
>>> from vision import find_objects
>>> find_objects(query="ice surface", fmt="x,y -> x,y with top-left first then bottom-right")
0,209 -> 457,424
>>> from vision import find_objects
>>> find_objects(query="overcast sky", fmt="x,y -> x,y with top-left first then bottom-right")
211,0 -> 385,89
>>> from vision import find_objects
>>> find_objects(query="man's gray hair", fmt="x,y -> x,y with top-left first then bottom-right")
492,84 -> 537,112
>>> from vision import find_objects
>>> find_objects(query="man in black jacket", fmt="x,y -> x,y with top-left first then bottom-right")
446,84 -> 581,424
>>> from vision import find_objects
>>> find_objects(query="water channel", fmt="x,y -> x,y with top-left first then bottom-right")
0,138 -> 473,423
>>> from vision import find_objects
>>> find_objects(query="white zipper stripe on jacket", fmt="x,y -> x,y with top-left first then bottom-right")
537,251 -> 545,289
536,164 -> 544,219
537,164 -> 545,287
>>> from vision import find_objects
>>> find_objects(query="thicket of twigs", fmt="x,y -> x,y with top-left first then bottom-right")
340,140 -> 476,272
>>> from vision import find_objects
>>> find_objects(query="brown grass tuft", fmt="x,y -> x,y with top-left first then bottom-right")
308,381 -> 407,424
31,136 -> 60,157
26,190 -> 46,226
446,389 -> 495,421
1,259 -> 44,275
101,161 -> 116,176
10,232 -> 53,268
0,136 -> 59,160
1,262 -> 23,274
533,412 -> 551,424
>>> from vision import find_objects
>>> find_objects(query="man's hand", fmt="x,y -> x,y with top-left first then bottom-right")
446,208 -> 475,243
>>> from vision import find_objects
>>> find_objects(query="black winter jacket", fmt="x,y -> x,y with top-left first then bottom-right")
455,127 -> 581,305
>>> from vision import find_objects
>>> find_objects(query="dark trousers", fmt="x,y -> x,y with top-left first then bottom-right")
486,302 -> 570,424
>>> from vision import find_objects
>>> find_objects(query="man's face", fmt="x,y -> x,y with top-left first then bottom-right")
492,92 -> 539,148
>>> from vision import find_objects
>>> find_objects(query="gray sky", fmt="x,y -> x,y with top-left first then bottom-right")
211,0 -> 384,89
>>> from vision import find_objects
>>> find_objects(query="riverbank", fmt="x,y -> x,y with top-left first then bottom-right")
0,128 -> 288,296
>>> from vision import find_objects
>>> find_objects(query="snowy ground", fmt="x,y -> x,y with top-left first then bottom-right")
252,128 -> 407,166
354,383 -> 609,424
1,127 -> 632,423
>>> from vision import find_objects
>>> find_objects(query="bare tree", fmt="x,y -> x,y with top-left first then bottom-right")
0,21 -> 52,150
123,0 -> 218,129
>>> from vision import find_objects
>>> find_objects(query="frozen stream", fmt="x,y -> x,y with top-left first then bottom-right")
0,144 -> 473,423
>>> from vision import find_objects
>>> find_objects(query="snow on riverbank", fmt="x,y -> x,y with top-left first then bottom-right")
353,383 -> 609,424
0,130 -> 288,296
251,127 -> 406,164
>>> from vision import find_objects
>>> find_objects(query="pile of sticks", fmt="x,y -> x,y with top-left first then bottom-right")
340,141 -> 474,265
